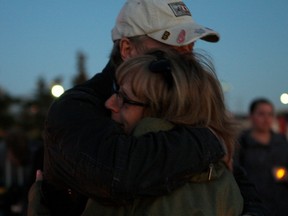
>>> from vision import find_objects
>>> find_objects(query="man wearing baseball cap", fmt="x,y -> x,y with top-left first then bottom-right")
112,0 -> 219,45
29,0 -> 266,215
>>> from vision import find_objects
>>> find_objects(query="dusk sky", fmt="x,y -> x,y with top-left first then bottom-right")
1,0 -> 288,114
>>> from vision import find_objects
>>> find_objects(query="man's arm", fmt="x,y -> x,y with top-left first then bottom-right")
43,87 -> 225,201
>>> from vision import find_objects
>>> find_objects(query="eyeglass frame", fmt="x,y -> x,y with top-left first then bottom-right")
112,81 -> 149,107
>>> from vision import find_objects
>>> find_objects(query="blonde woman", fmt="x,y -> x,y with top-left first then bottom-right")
81,49 -> 243,215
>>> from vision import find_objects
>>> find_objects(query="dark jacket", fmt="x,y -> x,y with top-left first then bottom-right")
81,118 -> 243,216
82,163 -> 243,216
42,61 -> 266,216
237,129 -> 288,216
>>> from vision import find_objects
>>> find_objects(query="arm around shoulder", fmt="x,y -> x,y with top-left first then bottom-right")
44,89 -> 225,201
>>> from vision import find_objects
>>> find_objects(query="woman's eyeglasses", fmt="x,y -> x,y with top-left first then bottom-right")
112,82 -> 148,107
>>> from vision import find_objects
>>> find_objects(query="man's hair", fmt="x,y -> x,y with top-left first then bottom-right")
109,36 -> 170,69
115,48 -> 237,162
249,98 -> 274,114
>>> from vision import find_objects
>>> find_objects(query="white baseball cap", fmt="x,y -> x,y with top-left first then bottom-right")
111,0 -> 220,46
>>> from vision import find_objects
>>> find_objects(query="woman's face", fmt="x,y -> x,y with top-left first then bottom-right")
105,81 -> 147,134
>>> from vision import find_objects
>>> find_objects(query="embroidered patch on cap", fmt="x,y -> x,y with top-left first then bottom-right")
194,28 -> 206,35
168,2 -> 191,17
177,29 -> 186,44
161,31 -> 171,40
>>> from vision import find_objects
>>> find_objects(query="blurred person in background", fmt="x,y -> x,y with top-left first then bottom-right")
1,128 -> 31,216
236,98 -> 288,216
0,128 -> 43,216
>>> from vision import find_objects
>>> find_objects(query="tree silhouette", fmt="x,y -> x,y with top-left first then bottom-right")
18,76 -> 54,140
0,51 -> 89,140
72,51 -> 88,86
0,89 -> 16,135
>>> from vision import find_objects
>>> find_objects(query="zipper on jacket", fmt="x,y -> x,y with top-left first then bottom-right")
208,163 -> 214,180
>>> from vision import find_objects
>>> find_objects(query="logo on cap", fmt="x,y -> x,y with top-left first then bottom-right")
177,30 -> 186,44
194,28 -> 206,35
168,2 -> 191,17
161,31 -> 171,40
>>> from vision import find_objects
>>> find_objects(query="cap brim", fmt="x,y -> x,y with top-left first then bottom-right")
147,22 -> 220,46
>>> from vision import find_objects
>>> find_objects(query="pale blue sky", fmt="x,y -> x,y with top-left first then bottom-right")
1,0 -> 288,114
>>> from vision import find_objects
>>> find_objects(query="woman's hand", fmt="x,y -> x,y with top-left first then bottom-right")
27,170 -> 50,216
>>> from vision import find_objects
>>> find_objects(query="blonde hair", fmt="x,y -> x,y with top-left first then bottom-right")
115,48 -> 236,162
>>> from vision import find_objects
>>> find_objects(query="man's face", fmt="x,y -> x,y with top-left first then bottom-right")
250,103 -> 275,133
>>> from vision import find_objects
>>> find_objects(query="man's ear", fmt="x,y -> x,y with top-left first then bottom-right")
119,38 -> 134,60
174,43 -> 194,53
